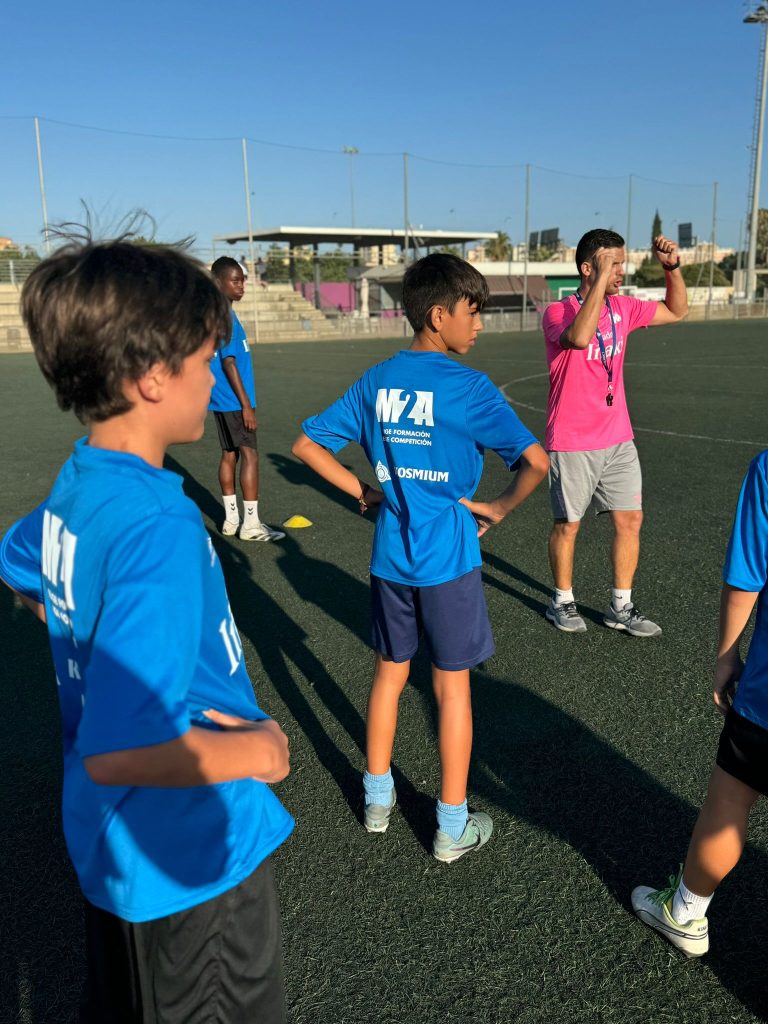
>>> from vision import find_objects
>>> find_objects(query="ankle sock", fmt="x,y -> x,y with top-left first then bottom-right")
223,495 -> 239,524
436,799 -> 468,841
363,768 -> 394,807
554,588 -> 574,606
243,501 -> 261,527
612,588 -> 632,611
671,878 -> 713,923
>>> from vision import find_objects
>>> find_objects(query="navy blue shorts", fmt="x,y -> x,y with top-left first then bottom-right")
370,567 -> 495,671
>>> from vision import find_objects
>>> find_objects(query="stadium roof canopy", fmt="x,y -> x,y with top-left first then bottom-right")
214,226 -> 498,249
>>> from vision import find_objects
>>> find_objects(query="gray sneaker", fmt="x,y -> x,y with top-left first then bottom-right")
364,788 -> 396,833
545,598 -> 587,633
433,811 -> 493,863
603,602 -> 662,637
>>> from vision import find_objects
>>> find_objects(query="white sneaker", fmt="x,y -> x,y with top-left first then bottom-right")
222,520 -> 240,537
239,522 -> 286,542
632,872 -> 709,958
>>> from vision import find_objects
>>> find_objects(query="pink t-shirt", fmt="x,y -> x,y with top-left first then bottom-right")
543,293 -> 657,452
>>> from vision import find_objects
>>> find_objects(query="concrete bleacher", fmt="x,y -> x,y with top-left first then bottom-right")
0,281 -> 339,352
234,283 -> 339,342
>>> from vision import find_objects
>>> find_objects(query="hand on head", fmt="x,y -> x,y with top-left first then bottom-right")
591,247 -> 617,278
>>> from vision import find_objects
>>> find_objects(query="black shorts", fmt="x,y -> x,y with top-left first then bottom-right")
716,707 -> 768,796
214,410 -> 258,452
80,858 -> 284,1024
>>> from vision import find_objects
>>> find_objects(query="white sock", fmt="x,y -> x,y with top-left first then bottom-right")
671,878 -> 713,923
554,588 -> 574,606
243,501 -> 261,527
222,494 -> 239,524
612,587 -> 631,611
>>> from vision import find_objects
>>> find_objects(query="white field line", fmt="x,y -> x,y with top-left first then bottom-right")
499,374 -> 768,449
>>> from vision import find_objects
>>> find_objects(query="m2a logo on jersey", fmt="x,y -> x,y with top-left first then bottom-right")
375,389 -> 434,426
42,510 -> 78,622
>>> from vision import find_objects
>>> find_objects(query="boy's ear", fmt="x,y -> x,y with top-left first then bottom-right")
426,304 -> 443,332
134,363 -> 170,404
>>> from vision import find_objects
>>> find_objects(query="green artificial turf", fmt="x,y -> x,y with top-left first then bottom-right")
2,320 -> 768,1022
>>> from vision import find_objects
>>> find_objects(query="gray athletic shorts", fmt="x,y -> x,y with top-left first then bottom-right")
548,441 -> 642,522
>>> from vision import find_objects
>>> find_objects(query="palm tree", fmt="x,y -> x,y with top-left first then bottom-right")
485,231 -> 513,262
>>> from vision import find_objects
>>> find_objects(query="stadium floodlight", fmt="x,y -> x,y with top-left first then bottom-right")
744,4 -> 768,302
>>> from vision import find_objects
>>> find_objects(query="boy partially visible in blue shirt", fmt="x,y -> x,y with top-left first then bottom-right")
632,451 -> 768,958
292,253 -> 548,862
0,238 -> 293,1021
209,256 -> 284,542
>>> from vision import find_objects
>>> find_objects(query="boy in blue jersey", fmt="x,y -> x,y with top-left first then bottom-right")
0,239 -> 293,1021
209,256 -> 284,541
632,452 -> 768,957
292,253 -> 548,862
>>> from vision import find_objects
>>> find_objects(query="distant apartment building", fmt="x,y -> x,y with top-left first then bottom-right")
358,244 -> 399,268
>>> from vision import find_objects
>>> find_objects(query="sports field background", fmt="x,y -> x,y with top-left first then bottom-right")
2,320 -> 768,1023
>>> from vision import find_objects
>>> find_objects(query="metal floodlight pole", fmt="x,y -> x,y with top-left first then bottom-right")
342,146 -> 359,228
744,10 -> 768,304
734,219 -> 744,317
708,181 -> 718,313
521,163 -> 530,331
34,116 -> 51,255
241,138 -> 260,344
403,152 -> 410,269
625,173 -> 633,285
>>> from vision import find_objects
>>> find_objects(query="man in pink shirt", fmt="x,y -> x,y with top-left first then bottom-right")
542,228 -> 687,635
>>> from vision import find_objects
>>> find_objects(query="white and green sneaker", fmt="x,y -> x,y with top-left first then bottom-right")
632,869 -> 709,958
364,788 -> 397,833
433,811 -> 493,863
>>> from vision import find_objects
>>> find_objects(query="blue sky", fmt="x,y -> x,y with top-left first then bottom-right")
2,1 -> 763,253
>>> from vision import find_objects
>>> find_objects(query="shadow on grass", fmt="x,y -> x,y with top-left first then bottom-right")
481,549 -> 606,627
0,586 -> 84,1023
407,659 -> 768,1020
220,535 -> 365,805
268,451 -> 362,518
165,453 -> 222,524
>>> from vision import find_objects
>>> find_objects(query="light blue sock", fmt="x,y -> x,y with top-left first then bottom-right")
363,768 -> 394,807
436,799 -> 468,841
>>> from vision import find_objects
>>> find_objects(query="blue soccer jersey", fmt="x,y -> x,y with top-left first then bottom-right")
0,439 -> 293,922
724,450 -> 768,730
302,350 -> 538,586
209,310 -> 257,412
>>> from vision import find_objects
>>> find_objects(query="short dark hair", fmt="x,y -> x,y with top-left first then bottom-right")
21,240 -> 230,424
402,253 -> 489,332
575,229 -> 625,274
211,256 -> 243,279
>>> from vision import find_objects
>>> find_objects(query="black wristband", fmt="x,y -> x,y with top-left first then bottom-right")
662,259 -> 681,272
